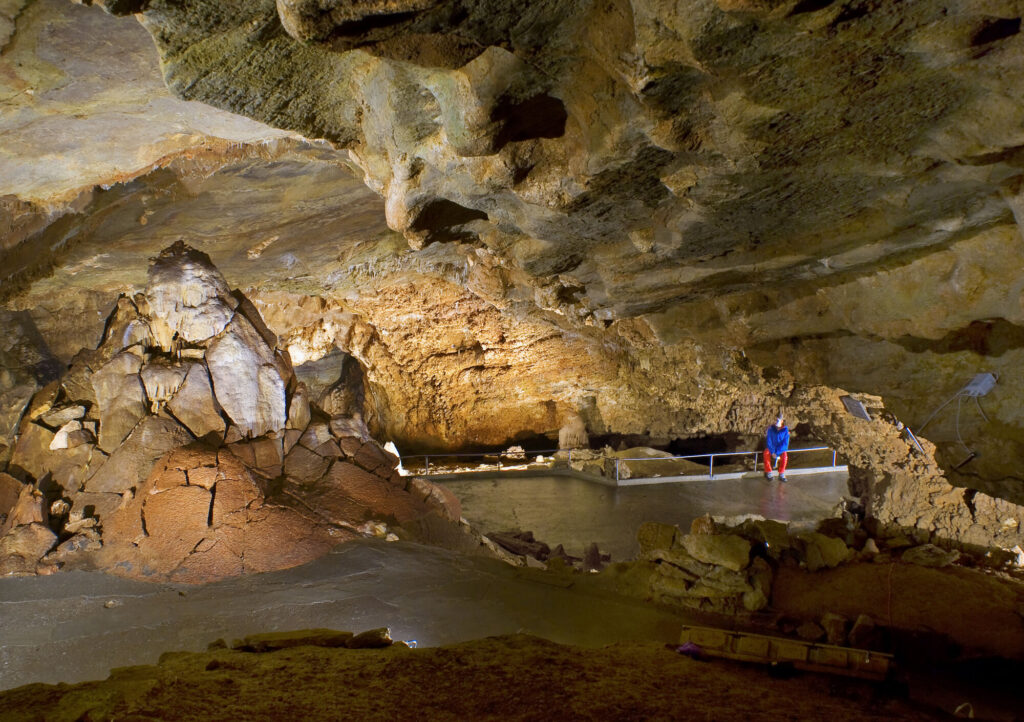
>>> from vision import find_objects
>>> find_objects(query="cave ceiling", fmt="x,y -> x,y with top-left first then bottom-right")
2,0 -> 1024,492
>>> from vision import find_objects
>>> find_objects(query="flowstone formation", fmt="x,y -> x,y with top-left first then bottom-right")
0,242 -> 466,581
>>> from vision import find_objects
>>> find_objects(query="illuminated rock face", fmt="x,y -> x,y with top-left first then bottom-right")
0,244 -> 472,581
1,0 -> 1024,558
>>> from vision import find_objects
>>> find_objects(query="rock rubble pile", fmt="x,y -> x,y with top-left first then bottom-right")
0,242 -> 470,581
608,512 -> 1021,619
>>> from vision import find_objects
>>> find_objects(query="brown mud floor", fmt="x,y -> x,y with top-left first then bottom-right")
0,635 -> 948,722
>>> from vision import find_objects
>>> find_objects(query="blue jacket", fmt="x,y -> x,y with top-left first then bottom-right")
766,425 -> 790,455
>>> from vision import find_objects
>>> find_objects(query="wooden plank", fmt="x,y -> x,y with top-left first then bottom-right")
678,625 -> 893,680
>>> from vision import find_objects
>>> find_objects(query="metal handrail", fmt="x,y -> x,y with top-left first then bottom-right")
613,446 -> 838,482
611,445 -> 833,462
401,444 -> 841,478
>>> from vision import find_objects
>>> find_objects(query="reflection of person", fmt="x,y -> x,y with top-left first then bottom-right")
763,414 -> 790,482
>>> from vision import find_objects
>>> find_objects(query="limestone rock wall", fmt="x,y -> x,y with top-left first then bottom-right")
94,0 -> 1024,320
1,0 -> 1023,561
54,0 -> 1021,496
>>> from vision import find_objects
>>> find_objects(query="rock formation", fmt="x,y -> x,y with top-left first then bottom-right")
1,0 -> 1024,566
0,242 -> 472,581
557,413 -> 588,450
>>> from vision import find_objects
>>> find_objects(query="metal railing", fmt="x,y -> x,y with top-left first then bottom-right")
612,446 -> 838,482
400,445 -> 840,479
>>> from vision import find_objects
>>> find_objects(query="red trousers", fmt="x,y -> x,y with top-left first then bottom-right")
763,449 -> 787,474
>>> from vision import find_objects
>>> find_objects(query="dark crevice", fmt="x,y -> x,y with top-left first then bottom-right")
958,144 -> 1024,167
832,1 -> 872,26
893,319 -> 1024,357
411,199 -> 488,230
491,94 -> 567,152
791,0 -> 838,14
334,10 -> 418,36
410,198 -> 488,244
511,163 -> 535,186
207,482 -> 216,527
666,433 -> 749,465
95,0 -> 150,16
971,17 -> 1021,47
963,487 -> 978,518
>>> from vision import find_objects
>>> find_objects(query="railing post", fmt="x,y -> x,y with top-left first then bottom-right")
832,449 -> 837,467
709,454 -> 714,479
424,456 -> 429,475
753,451 -> 757,472
615,458 -> 620,483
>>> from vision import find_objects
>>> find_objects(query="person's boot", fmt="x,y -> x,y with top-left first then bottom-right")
779,474 -> 787,482
764,471 -> 772,481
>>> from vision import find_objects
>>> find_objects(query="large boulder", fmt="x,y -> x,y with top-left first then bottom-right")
796,532 -> 851,572
85,416 -> 194,494
0,482 -> 46,536
0,523 -> 57,575
2,242 -> 482,581
9,419 -> 100,494
206,314 -> 287,438
0,472 -> 26,527
91,351 -> 147,453
98,447 -> 350,582
680,533 -> 752,572
165,362 -> 225,438
610,447 -> 707,480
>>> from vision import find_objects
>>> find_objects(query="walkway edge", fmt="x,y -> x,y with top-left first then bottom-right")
417,466 -> 848,487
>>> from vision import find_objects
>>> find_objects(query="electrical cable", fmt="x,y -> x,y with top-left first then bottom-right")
918,373 -> 999,467
954,395 -> 972,455
973,395 -> 989,423
918,391 -> 962,433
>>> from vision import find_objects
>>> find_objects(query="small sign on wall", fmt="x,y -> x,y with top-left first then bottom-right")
840,395 -> 872,421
